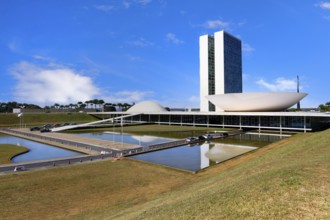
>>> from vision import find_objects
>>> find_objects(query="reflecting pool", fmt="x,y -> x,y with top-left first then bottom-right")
71,131 -> 281,171
0,129 -> 283,170
0,134 -> 82,163
130,142 -> 257,172
73,132 -> 176,146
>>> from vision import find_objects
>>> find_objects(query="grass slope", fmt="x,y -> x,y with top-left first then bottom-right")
0,113 -> 98,127
0,129 -> 329,219
0,159 -> 193,220
114,129 -> 330,220
0,144 -> 29,164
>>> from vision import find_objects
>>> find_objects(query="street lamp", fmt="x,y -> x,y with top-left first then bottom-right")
17,112 -> 23,128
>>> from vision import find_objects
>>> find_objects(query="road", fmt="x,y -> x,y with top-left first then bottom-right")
0,154 -> 114,174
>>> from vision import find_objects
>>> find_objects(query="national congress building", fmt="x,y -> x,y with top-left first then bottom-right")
200,30 -> 242,112
66,30 -> 329,133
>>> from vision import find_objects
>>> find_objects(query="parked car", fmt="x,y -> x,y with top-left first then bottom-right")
14,166 -> 26,172
54,123 -> 62,127
100,151 -> 110,155
40,128 -> 51,133
186,137 -> 198,143
198,135 -> 206,141
63,122 -> 70,126
43,124 -> 52,128
219,132 -> 229,138
203,134 -> 213,140
30,126 -> 40,131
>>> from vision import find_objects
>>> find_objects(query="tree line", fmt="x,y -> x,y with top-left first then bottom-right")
318,101 -> 330,112
0,99 -> 134,113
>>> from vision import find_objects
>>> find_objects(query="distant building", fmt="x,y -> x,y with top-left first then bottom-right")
12,108 -> 21,114
200,30 -> 242,112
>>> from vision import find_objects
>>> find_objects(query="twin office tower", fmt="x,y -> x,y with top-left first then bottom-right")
200,30 -> 242,112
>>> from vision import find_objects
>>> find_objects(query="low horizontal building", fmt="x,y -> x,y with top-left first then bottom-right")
89,101 -> 330,133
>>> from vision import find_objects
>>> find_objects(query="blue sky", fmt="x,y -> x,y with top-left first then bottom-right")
1,0 -> 329,108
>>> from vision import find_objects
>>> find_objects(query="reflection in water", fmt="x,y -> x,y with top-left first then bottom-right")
74,131 -> 276,172
130,135 -> 158,143
75,132 -> 176,146
205,143 -> 257,162
130,142 -> 257,172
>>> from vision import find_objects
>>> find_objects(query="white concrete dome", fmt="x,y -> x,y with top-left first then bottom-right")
206,92 -> 307,112
126,101 -> 168,113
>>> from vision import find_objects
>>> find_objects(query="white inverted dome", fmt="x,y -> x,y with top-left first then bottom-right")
206,92 -> 307,112
126,101 -> 168,113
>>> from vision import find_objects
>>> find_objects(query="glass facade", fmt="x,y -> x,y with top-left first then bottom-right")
223,33 -> 242,93
122,113 -> 319,132
208,36 -> 216,111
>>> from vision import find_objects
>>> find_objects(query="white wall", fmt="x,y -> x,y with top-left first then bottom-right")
199,35 -> 210,112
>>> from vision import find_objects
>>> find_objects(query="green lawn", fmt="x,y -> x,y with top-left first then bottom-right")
0,144 -> 29,164
0,113 -> 98,127
0,129 -> 329,219
115,129 -> 330,220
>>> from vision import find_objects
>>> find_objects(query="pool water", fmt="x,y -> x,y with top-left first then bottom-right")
0,134 -> 82,163
130,142 -> 257,172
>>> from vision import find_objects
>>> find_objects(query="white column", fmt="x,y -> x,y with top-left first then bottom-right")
200,35 -> 211,112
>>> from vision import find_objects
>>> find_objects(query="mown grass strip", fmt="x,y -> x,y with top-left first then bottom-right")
0,113 -> 98,127
0,144 -> 29,164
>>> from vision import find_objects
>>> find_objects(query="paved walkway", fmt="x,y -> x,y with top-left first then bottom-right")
0,154 -> 114,173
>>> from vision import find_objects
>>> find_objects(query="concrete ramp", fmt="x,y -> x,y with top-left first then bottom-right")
51,113 -> 141,132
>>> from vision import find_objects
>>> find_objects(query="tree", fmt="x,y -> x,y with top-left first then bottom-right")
116,103 -> 124,111
98,99 -> 105,110
104,103 -> 116,112
85,100 -> 91,109
77,101 -> 83,109
318,104 -> 329,112
122,103 -> 132,111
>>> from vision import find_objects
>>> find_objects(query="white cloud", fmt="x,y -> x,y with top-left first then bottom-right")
317,2 -> 330,9
242,43 -> 255,52
136,0 -> 152,6
32,55 -> 55,62
188,95 -> 199,102
238,21 -> 246,27
256,78 -> 297,92
242,73 -> 249,80
123,1 -> 131,8
160,95 -> 200,108
94,5 -> 114,12
165,33 -> 184,44
10,61 -> 99,105
8,40 -> 21,53
204,19 -> 229,29
122,0 -> 152,8
126,54 -> 142,61
106,90 -> 154,103
128,38 -> 154,47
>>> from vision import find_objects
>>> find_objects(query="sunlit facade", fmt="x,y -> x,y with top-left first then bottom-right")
200,30 -> 242,112
91,110 -> 330,133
